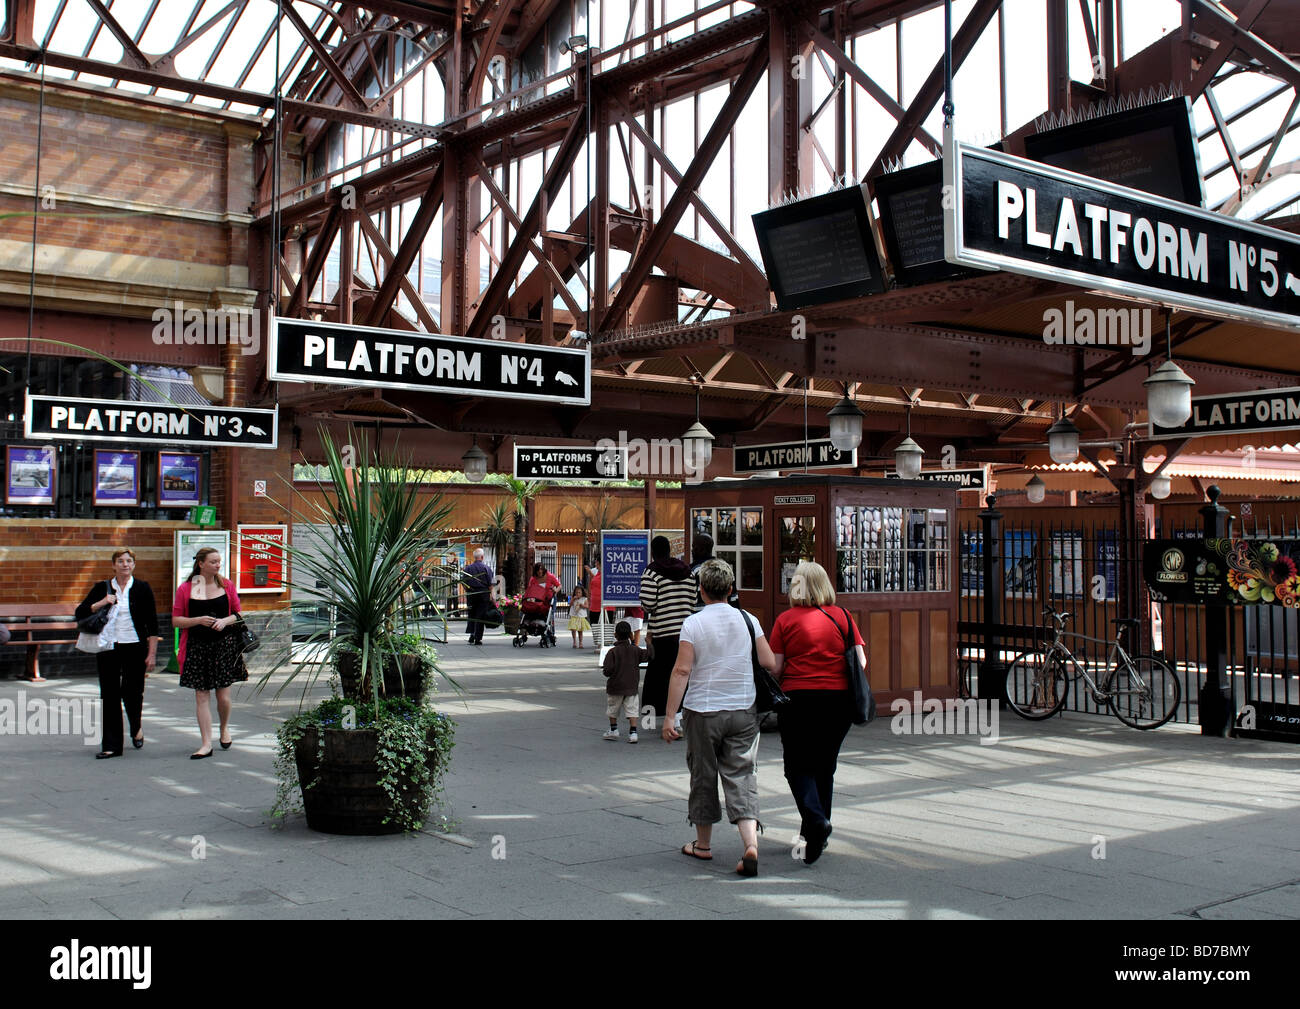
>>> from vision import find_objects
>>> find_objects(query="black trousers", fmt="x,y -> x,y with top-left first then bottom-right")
97,641 -> 147,754
778,690 -> 854,838
641,634 -> 679,717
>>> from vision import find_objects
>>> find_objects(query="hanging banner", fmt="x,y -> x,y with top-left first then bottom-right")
944,140 -> 1300,331
236,524 -> 287,594
269,317 -> 591,406
599,530 -> 650,606
514,445 -> 628,480
734,439 -> 857,474
1149,385 -> 1300,439
25,393 -> 277,448
1144,538 -> 1300,606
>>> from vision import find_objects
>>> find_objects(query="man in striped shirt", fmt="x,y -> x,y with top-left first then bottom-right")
639,536 -> 698,722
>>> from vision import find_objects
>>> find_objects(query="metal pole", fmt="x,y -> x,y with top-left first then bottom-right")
1199,485 -> 1232,736
979,492 -> 1005,703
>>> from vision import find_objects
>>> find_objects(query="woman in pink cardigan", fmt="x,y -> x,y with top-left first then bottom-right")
172,548 -> 248,759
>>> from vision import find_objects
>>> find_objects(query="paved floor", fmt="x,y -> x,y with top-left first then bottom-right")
2,633 -> 1298,920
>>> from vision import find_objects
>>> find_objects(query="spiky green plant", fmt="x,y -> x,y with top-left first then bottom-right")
479,499 -> 515,577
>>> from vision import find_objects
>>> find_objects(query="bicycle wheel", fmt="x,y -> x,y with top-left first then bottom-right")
957,656 -> 973,699
1004,651 -> 1069,720
1107,655 -> 1181,730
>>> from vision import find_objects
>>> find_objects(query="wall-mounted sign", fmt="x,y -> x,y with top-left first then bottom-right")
734,439 -> 857,474
943,141 -> 1300,331
599,530 -> 650,606
237,524 -> 287,594
752,185 -> 887,310
1149,386 -> 1300,439
5,445 -> 56,505
158,452 -> 201,508
268,317 -> 591,406
1023,97 -> 1204,207
25,393 -> 277,448
774,495 -> 817,506
1144,538 -> 1300,606
886,467 -> 987,490
514,445 -> 628,481
188,505 -> 217,527
93,449 -> 140,507
174,529 -> 229,597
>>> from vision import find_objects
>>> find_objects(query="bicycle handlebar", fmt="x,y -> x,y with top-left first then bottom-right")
1042,608 -> 1071,625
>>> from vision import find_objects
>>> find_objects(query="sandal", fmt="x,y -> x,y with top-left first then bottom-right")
681,841 -> 712,861
737,847 -> 758,877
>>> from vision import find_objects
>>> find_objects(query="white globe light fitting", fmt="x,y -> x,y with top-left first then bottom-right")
1046,415 -> 1081,465
1144,360 -> 1196,428
1026,475 -> 1047,504
682,420 -> 715,471
1150,474 -> 1172,499
895,436 -> 924,480
461,442 -> 489,483
827,395 -> 866,452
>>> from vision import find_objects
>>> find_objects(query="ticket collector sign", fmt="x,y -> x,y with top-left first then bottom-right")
269,317 -> 591,406
25,393 -> 278,448
944,140 -> 1300,330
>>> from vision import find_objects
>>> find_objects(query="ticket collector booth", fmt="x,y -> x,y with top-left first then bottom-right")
684,476 -> 958,702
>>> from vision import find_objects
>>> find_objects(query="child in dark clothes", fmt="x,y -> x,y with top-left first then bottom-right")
601,620 -> 653,743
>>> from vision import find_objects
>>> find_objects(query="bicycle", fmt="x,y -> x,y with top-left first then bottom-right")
1004,609 -> 1181,730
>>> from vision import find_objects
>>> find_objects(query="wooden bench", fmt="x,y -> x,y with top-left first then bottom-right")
2,605 -> 80,681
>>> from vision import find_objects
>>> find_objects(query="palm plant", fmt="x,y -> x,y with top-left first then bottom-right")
479,499 -> 515,578
559,491 -> 643,566
500,476 -> 543,590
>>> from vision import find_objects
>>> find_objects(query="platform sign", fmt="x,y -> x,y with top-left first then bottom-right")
24,392 -> 277,448
1149,386 -> 1300,439
514,445 -> 628,481
237,524 -> 287,594
886,467 -> 987,490
269,317 -> 591,406
734,439 -> 857,474
944,139 -> 1300,331
599,530 -> 650,606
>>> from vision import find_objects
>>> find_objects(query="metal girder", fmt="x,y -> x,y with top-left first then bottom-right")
355,213 -> 441,332
362,164 -> 446,326
464,114 -> 587,341
288,201 -> 343,316
1194,0 -> 1300,90
866,0 -> 1001,179
601,36 -> 769,332
280,0 -> 369,111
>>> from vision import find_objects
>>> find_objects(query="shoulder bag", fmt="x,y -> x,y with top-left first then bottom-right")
235,616 -> 260,655
817,606 -> 875,724
76,581 -> 117,653
740,609 -> 790,713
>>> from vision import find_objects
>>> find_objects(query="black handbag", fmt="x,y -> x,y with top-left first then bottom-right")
235,617 -> 260,655
480,603 -> 503,629
741,609 -> 790,714
77,581 -> 114,634
818,606 -> 875,724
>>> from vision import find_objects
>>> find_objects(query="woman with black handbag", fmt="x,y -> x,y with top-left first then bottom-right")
75,549 -> 160,759
767,561 -> 868,865
172,548 -> 247,759
663,558 -> 776,877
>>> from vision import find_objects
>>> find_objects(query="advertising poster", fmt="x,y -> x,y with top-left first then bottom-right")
1145,538 -> 1300,607
5,445 -> 56,505
174,530 -> 230,594
1049,531 -> 1084,598
158,452 -> 202,508
1005,530 -> 1038,597
1096,530 -> 1119,601
237,524 -> 287,594
93,450 -> 140,507
600,530 -> 650,605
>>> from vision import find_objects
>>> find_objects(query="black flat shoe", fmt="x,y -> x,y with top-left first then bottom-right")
190,749 -> 213,760
132,734 -> 144,749
219,737 -> 232,750
95,751 -> 121,760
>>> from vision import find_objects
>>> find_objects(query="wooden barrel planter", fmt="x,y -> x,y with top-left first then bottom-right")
502,605 -> 522,635
294,725 -> 438,835
337,651 -> 426,701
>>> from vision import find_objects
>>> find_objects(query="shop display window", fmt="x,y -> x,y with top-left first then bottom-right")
835,504 -> 949,593
693,505 -> 763,590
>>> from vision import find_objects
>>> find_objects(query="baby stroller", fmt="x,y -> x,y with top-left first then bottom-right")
513,586 -> 558,647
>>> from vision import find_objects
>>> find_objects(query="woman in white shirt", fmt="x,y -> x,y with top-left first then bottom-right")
663,558 -> 776,877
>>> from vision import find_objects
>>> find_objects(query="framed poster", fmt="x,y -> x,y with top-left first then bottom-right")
93,450 -> 139,507
1050,531 -> 1085,598
5,445 -> 56,505
174,529 -> 230,595
236,524 -> 287,594
599,530 -> 650,606
158,452 -> 201,508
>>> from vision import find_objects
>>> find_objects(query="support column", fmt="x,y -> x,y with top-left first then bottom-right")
768,9 -> 814,203
1200,485 -> 1233,737
979,493 -> 1005,703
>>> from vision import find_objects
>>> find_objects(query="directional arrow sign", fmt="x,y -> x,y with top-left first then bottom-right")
25,393 -> 278,448
514,445 -> 628,481
269,317 -> 591,406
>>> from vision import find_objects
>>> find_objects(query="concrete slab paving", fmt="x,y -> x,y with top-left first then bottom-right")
2,630 -> 1300,919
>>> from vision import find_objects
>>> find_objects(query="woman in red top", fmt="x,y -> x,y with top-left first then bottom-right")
768,560 -> 866,865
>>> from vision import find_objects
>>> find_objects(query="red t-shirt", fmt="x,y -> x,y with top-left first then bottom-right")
768,606 -> 864,691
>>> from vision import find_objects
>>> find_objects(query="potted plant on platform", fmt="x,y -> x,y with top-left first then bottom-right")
263,429 -> 457,834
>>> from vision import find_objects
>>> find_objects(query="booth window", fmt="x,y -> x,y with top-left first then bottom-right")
836,505 -> 949,593
692,506 -> 763,590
